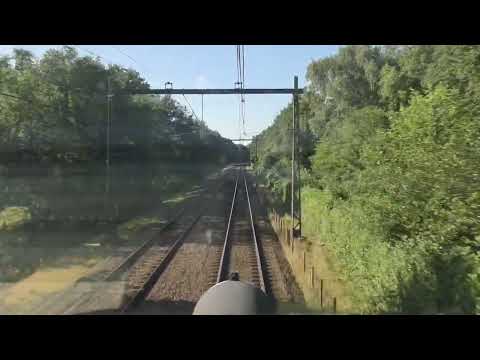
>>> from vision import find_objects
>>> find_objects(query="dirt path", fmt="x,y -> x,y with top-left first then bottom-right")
0,253 -> 102,314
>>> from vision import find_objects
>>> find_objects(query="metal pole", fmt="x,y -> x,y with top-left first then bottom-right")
106,77 -> 111,196
296,90 -> 301,238
303,251 -> 306,273
105,76 -> 112,215
291,76 -> 298,242
201,94 -> 204,138
311,266 -> 315,288
320,279 -> 324,308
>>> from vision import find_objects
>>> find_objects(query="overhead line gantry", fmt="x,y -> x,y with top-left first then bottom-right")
120,78 -> 304,241
118,88 -> 303,95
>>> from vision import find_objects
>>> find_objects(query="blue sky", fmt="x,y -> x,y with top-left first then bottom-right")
0,45 -> 340,143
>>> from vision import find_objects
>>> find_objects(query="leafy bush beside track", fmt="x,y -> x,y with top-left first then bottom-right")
253,46 -> 480,313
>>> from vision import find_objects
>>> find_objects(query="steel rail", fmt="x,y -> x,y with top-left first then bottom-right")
120,212 -> 203,312
119,178 -> 228,312
216,171 -> 240,284
101,176 -> 223,282
105,207 -> 186,281
62,207 -> 188,315
243,174 -> 266,294
63,177 -> 221,315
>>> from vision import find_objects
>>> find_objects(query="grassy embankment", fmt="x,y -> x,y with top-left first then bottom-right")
0,162 -> 222,313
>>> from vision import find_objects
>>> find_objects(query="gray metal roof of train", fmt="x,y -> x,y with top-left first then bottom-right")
193,280 -> 274,315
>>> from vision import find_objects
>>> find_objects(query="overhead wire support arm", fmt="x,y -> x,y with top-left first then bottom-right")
117,88 -> 304,95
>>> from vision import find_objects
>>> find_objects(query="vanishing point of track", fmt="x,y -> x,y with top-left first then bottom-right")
64,166 -> 269,314
215,167 -> 268,294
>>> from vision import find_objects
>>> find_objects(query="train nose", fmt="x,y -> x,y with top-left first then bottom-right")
193,280 -> 274,315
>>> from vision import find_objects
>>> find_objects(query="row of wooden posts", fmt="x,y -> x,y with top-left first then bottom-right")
271,210 -> 337,314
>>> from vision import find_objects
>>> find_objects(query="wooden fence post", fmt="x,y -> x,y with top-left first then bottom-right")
333,297 -> 337,314
320,279 -> 324,308
311,266 -> 314,288
303,251 -> 306,273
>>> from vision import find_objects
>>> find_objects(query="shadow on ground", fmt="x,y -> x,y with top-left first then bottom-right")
384,252 -> 479,315
74,299 -> 196,315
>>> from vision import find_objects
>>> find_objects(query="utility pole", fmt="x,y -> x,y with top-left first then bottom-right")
291,75 -> 301,240
201,94 -> 204,138
105,77 -> 112,213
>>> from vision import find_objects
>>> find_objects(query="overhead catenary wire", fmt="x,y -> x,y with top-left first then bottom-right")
71,45 -> 120,95
236,45 -> 243,139
0,92 -> 29,102
0,49 -> 112,117
242,46 -> 245,87
2,46 -> 110,97
72,45 -> 141,78
241,46 -> 246,136
236,46 -> 242,87
242,46 -> 246,136
110,45 -> 154,82
111,46 -> 141,67
72,45 -> 116,65
236,46 -> 241,138
235,45 -> 247,137
181,93 -> 200,122
0,91 -> 60,111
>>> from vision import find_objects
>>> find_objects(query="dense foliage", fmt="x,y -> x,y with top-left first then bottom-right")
0,47 -> 247,283
0,46 -> 239,166
253,45 -> 480,313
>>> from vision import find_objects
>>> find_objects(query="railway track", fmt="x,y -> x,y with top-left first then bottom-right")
61,208 -> 190,314
118,172 -> 240,312
108,177 -> 225,284
120,213 -> 202,312
63,177 -> 223,315
63,166 -> 275,314
214,167 -> 269,295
